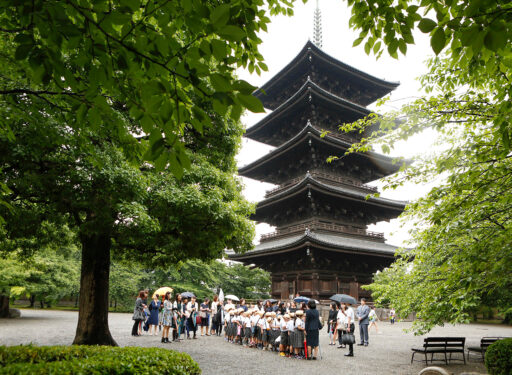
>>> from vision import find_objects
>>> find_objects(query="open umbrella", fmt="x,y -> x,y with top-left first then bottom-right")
181,291 -> 195,298
329,294 -> 357,305
294,296 -> 310,304
152,287 -> 173,299
225,294 -> 239,302
264,298 -> 278,304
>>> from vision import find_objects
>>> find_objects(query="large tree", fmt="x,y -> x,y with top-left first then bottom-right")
342,0 -> 512,332
0,0 -> 301,344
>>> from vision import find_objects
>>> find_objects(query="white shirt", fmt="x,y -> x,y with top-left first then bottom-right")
225,303 -> 235,311
250,315 -> 259,327
272,318 -> 280,330
280,319 -> 288,331
186,301 -> 198,313
295,317 -> 304,330
369,310 -> 377,321
211,301 -> 218,313
337,310 -> 347,325
287,320 -> 295,332
244,317 -> 251,328
345,307 -> 355,324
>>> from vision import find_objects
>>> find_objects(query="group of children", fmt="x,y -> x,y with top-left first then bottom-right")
223,306 -> 308,359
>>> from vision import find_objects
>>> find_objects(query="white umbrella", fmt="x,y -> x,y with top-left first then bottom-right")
219,289 -> 224,302
225,294 -> 239,302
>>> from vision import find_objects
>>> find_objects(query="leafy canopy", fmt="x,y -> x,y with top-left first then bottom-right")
343,0 -> 512,333
0,0 -> 303,182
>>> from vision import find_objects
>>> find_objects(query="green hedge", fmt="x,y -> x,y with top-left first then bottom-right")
485,338 -> 512,375
0,345 -> 200,375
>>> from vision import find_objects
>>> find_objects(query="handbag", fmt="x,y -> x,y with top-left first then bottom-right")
196,315 -> 202,324
341,332 -> 355,345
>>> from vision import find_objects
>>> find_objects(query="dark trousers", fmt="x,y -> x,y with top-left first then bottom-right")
186,318 -> 197,337
359,323 -> 369,344
132,319 -> 142,335
337,329 -> 345,345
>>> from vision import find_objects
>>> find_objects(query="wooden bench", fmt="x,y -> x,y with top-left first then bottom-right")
466,337 -> 504,361
411,337 -> 466,365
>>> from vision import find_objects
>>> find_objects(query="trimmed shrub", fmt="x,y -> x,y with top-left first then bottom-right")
485,338 -> 512,375
0,345 -> 200,375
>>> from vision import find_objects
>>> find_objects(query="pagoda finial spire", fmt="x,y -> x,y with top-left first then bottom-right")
312,0 -> 323,48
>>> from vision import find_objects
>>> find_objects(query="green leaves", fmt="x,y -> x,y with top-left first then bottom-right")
237,94 -> 264,113
218,25 -> 246,41
418,18 -> 437,33
0,0 -> 292,181
210,4 -> 230,29
431,28 -> 447,55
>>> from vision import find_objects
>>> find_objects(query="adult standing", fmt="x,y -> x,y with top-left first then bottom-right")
147,294 -> 161,336
186,296 -> 199,339
368,306 -> 380,333
161,291 -> 173,343
344,302 -> 356,357
328,302 -> 338,345
356,298 -> 370,346
131,290 -> 146,336
336,304 -> 347,349
210,295 -> 219,336
304,299 -> 321,360
200,298 -> 211,336
390,307 -> 396,324
239,298 -> 248,312
174,294 -> 185,340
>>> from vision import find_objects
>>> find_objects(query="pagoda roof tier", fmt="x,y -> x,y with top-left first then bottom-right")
239,124 -> 402,185
254,40 -> 399,110
246,80 -> 371,146
228,231 -> 398,262
252,174 -> 406,226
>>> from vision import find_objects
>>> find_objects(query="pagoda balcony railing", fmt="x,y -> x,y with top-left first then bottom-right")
264,171 -> 378,198
260,219 -> 384,242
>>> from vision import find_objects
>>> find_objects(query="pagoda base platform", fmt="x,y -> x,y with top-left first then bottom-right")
229,231 -> 398,301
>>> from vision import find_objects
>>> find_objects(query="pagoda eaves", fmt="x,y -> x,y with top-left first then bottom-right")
239,124 -> 403,185
247,79 -> 372,146
255,40 -> 399,110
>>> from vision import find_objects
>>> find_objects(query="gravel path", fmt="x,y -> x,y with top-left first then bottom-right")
1,309 -> 509,374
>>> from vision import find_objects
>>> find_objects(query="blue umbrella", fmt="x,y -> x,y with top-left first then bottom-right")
294,296 -> 310,303
181,291 -> 195,298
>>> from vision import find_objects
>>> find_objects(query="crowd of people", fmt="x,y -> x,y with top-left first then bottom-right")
132,290 -> 384,360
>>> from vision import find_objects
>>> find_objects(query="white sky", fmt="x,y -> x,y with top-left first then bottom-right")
236,0 -> 438,247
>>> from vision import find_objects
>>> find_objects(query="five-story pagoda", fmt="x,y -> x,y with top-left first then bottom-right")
230,27 -> 406,301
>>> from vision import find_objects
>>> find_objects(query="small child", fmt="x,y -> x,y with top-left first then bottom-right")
287,312 -> 296,357
279,314 -> 290,357
243,311 -> 252,346
294,310 -> 305,358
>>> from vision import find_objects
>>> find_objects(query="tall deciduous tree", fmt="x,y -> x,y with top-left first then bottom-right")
0,0 -> 303,344
342,0 -> 512,332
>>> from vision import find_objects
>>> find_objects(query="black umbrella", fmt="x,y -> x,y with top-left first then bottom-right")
181,291 -> 195,298
329,294 -> 357,305
264,299 -> 278,304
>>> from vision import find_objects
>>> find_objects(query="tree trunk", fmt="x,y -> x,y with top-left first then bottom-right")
29,295 -> 35,308
72,233 -> 117,346
40,299 -> 44,309
0,294 -> 9,318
